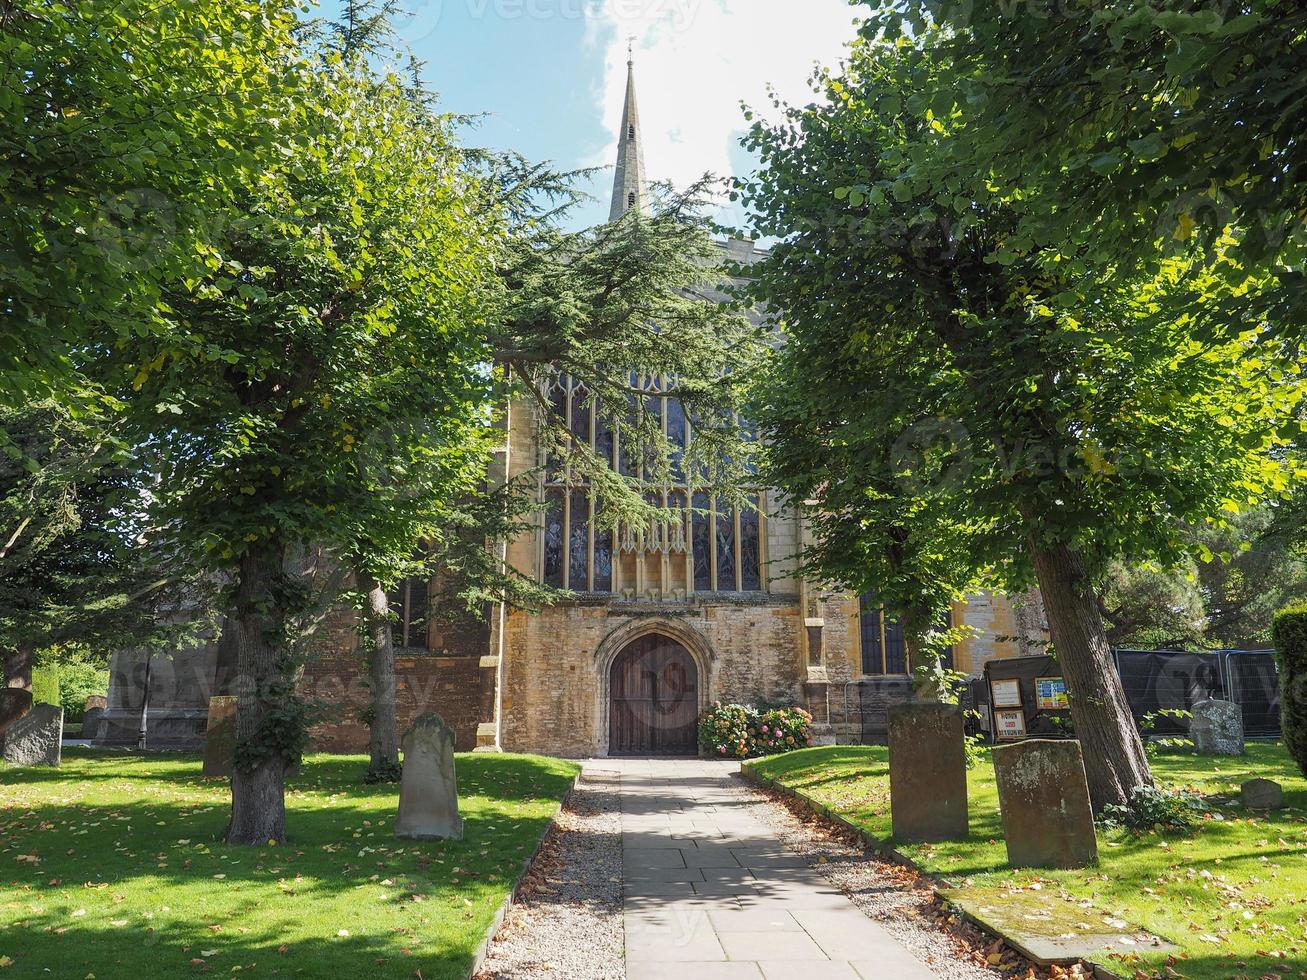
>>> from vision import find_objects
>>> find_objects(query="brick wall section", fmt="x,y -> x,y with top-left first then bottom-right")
300,608 -> 487,753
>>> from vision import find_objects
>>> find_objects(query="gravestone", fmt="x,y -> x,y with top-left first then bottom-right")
81,695 -> 108,741
993,739 -> 1098,869
201,696 -> 238,778
0,689 -> 33,736
888,701 -> 969,842
1241,778 -> 1284,810
1190,699 -> 1244,756
395,713 -> 464,841
2,704 -> 63,766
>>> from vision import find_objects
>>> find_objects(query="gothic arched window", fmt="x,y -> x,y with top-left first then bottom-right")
539,372 -> 764,597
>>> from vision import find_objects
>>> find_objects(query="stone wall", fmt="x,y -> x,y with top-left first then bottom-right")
952,588 -> 1049,676
499,595 -> 804,757
103,606 -> 494,754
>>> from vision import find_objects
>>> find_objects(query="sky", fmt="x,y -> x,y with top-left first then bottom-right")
314,0 -> 861,229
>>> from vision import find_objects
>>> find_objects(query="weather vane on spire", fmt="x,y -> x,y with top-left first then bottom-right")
627,35 -> 636,66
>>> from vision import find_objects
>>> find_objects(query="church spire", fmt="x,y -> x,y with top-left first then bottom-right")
608,42 -> 649,222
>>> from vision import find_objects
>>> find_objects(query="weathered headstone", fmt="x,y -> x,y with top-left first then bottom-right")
395,713 -> 464,841
1190,699 -> 1244,756
993,739 -> 1098,869
201,696 -> 238,778
1241,778 -> 1284,810
81,695 -> 108,741
888,701 -> 969,842
2,704 -> 63,766
0,689 -> 33,736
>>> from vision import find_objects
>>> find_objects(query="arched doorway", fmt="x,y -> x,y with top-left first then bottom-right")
609,633 -> 699,756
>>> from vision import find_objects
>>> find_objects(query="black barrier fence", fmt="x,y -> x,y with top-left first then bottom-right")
979,649 -> 1281,742
1112,649 -> 1282,739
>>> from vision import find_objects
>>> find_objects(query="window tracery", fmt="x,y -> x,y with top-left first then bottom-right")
536,371 -> 764,596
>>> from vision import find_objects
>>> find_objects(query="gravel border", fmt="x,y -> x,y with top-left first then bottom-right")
473,765 -> 624,979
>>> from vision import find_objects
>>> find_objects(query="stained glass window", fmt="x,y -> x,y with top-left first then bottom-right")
859,592 -> 910,676
543,489 -> 564,588
740,498 -> 761,591
539,372 -> 765,596
715,498 -> 736,591
593,498 -> 613,593
569,489 -> 589,589
692,492 -> 712,591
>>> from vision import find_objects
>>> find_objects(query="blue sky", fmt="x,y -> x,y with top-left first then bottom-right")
313,0 -> 861,229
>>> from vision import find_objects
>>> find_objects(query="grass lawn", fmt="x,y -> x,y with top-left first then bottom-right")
0,749 -> 579,979
749,743 -> 1307,980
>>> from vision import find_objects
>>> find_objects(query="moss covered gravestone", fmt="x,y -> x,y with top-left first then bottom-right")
993,739 -> 1098,869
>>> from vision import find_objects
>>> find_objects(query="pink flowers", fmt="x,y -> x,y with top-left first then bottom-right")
698,703 -> 813,759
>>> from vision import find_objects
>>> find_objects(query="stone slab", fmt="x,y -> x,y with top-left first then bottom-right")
1241,777 -> 1284,810
716,931 -> 829,961
992,739 -> 1098,869
939,885 -> 1177,967
628,964 -> 763,980
80,706 -> 106,741
201,696 -> 237,778
1190,699 -> 1244,755
395,712 -> 464,840
2,703 -> 63,766
887,701 -> 969,842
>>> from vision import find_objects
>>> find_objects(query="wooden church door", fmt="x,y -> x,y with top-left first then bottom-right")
608,634 -> 699,756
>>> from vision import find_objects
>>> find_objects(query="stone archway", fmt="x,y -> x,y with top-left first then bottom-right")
594,620 -> 712,757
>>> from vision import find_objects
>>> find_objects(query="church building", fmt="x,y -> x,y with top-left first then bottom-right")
100,62 -> 1047,757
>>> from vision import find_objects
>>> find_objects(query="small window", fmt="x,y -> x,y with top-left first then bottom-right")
628,124 -> 636,141
627,191 -> 636,209
391,577 -> 430,650
860,592 -> 908,676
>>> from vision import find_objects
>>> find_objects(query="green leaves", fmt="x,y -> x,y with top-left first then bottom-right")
741,21 -> 1305,645
0,0 -> 301,405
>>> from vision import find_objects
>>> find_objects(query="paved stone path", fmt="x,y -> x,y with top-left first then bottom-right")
602,757 -> 942,980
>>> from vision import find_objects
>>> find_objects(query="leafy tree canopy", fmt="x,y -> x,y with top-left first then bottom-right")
0,0 -> 300,404
864,1 -> 1306,339
738,29 -> 1302,807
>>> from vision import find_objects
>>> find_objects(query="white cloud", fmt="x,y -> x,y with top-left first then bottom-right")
584,0 -> 858,219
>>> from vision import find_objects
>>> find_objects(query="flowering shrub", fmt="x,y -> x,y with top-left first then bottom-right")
698,701 -> 813,758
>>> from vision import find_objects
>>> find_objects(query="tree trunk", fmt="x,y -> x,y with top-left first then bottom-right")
3,645 -> 34,691
1027,535 -> 1154,811
226,542 -> 291,846
361,573 -> 400,779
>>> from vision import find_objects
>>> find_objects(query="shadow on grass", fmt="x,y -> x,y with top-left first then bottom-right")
1,750 -> 580,980
0,918 -> 482,980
